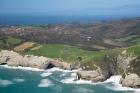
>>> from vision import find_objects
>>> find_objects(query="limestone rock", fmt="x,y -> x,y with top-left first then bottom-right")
121,73 -> 140,88
0,50 -> 70,70
76,69 -> 108,82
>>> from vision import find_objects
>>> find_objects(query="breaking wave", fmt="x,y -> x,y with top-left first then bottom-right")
60,73 -> 140,93
13,78 -> 25,83
104,76 -> 140,93
60,72 -> 92,84
1,65 -> 140,92
0,79 -> 14,87
38,79 -> 52,87
41,72 -> 52,77
0,65 -> 44,71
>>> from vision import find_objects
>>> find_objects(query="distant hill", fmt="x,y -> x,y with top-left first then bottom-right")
0,17 -> 140,50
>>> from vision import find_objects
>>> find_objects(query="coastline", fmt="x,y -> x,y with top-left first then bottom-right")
0,65 -> 140,92
0,50 -> 140,91
0,65 -> 77,72
0,65 -> 44,71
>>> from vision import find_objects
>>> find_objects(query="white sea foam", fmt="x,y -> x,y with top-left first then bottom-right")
60,72 -> 67,77
60,72 -> 92,84
41,72 -> 52,77
61,78 -> 92,84
44,67 -> 77,73
13,78 -> 25,83
1,65 -> 140,92
0,65 -> 44,71
0,65 -> 78,73
0,79 -> 14,87
46,68 -> 139,92
106,83 -> 140,93
38,79 -> 52,87
70,73 -> 76,77
104,75 -> 121,83
60,74 -> 140,92
103,75 -> 140,93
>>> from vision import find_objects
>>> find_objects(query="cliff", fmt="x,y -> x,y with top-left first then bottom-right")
76,50 -> 140,88
0,49 -> 140,88
0,50 -> 71,70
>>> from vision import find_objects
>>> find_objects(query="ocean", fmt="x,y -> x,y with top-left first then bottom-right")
0,15 -> 130,25
0,65 -> 140,93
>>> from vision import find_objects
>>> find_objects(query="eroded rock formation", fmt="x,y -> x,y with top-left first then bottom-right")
0,50 -> 71,70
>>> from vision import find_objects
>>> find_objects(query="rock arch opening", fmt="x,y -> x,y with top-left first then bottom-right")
0,63 -> 7,65
46,63 -> 56,69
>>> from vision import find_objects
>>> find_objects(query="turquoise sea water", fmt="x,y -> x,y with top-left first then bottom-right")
0,66 -> 139,93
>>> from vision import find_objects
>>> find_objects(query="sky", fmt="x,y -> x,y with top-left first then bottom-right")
0,0 -> 140,16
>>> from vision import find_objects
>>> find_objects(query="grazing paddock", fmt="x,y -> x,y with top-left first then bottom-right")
14,42 -> 36,52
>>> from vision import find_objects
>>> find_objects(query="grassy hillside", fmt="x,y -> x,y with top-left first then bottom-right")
21,43 -> 124,70
0,35 -> 140,71
127,45 -> 140,55
0,36 -> 22,50
23,44 -> 106,63
1,18 -> 140,51
116,35 -> 140,44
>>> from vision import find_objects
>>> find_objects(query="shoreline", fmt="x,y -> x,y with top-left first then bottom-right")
0,64 -> 77,72
0,65 -> 44,71
0,50 -> 140,91
0,65 -> 140,92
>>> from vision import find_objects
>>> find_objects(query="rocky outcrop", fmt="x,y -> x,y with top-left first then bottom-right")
0,50 -> 71,70
117,50 -> 140,88
120,73 -> 140,88
76,70 -> 106,82
76,50 -> 140,87
76,65 -> 110,82
0,50 -> 140,88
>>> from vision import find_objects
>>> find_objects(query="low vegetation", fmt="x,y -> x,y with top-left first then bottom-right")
23,44 -> 106,63
0,36 -> 22,50
116,35 -> 140,45
14,42 -> 37,52
127,45 -> 140,55
0,35 -> 140,69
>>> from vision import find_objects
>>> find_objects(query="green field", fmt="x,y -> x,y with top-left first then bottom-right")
0,36 -> 140,65
0,36 -> 22,50
127,45 -> 140,55
115,35 -> 140,56
116,35 -> 140,44
23,44 -> 108,63
20,43 -> 126,70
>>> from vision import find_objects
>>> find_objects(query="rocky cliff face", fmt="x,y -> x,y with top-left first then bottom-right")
0,50 -> 71,70
76,50 -> 140,88
75,58 -> 113,83
0,50 -> 140,88
117,51 -> 140,88
76,68 -> 110,82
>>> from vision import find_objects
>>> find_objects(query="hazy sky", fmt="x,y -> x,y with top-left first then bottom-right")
0,0 -> 140,16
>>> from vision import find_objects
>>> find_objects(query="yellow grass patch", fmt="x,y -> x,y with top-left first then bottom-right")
14,42 -> 36,52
